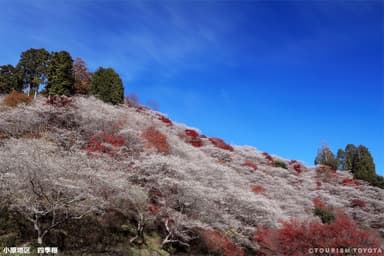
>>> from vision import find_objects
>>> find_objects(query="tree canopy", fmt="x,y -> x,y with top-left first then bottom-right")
16,48 -> 50,96
46,51 -> 75,96
314,145 -> 338,170
90,67 -> 124,104
0,65 -> 22,94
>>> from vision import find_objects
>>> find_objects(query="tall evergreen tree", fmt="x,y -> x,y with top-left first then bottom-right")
0,65 -> 22,94
338,144 -> 382,188
46,51 -> 74,96
16,48 -> 50,96
90,67 -> 124,104
353,145 -> 376,181
344,144 -> 358,172
314,145 -> 338,170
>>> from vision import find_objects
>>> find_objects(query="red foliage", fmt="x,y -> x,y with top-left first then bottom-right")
316,180 -> 322,189
255,211 -> 380,256
351,199 -> 366,208
185,129 -> 199,138
293,164 -> 302,174
313,197 -> 326,209
135,106 -> 148,112
148,204 -> 160,214
289,160 -> 298,165
242,160 -> 258,171
189,138 -> 203,147
209,137 -> 234,151
251,185 -> 266,194
182,129 -> 204,147
158,115 -> 173,126
142,126 -> 170,155
46,96 -> 73,107
262,152 -> 273,162
85,132 -> 125,157
198,229 -> 245,256
341,178 -> 361,186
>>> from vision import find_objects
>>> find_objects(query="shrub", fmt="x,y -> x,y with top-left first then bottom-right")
209,137 -> 234,151
255,211 -> 380,256
182,129 -> 203,147
313,207 -> 336,224
316,180 -> 322,189
292,164 -> 302,174
251,185 -> 266,194
185,129 -> 199,138
262,152 -> 273,162
46,96 -> 74,108
351,199 -> 366,208
142,126 -> 170,155
341,178 -> 360,186
85,132 -> 126,157
242,160 -> 258,171
273,160 -> 287,169
198,229 -> 245,256
3,91 -> 32,107
158,115 -> 173,126
312,197 -> 335,224
312,197 -> 326,209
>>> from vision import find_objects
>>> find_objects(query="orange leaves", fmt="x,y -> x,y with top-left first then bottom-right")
142,126 -> 170,155
3,91 -> 32,107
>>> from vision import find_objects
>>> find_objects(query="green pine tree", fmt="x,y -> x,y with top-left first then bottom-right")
46,51 -> 75,96
0,65 -> 22,94
89,67 -> 124,104
16,48 -> 50,96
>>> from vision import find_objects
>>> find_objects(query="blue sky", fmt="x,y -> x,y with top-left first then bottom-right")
1,1 -> 383,175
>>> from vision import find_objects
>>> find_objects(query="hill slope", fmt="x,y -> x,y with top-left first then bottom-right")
0,96 -> 383,255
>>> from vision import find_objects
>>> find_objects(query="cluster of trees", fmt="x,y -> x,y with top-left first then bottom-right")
315,144 -> 383,188
0,48 -> 124,104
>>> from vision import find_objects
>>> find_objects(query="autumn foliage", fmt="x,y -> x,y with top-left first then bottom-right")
73,57 -> 90,94
242,160 -> 258,171
3,91 -> 32,107
262,152 -> 273,163
198,229 -> 244,256
251,184 -> 266,194
158,115 -> 173,126
255,211 -> 380,256
85,132 -> 125,157
209,137 -> 234,151
142,126 -> 170,155
181,129 -> 204,147
341,178 -> 361,186
46,95 -> 74,107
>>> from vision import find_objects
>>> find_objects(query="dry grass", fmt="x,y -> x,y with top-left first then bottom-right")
3,91 -> 32,107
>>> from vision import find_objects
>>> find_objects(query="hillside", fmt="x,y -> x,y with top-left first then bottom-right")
0,95 -> 383,255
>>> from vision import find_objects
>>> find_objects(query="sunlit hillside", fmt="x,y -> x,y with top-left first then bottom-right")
0,95 -> 383,255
